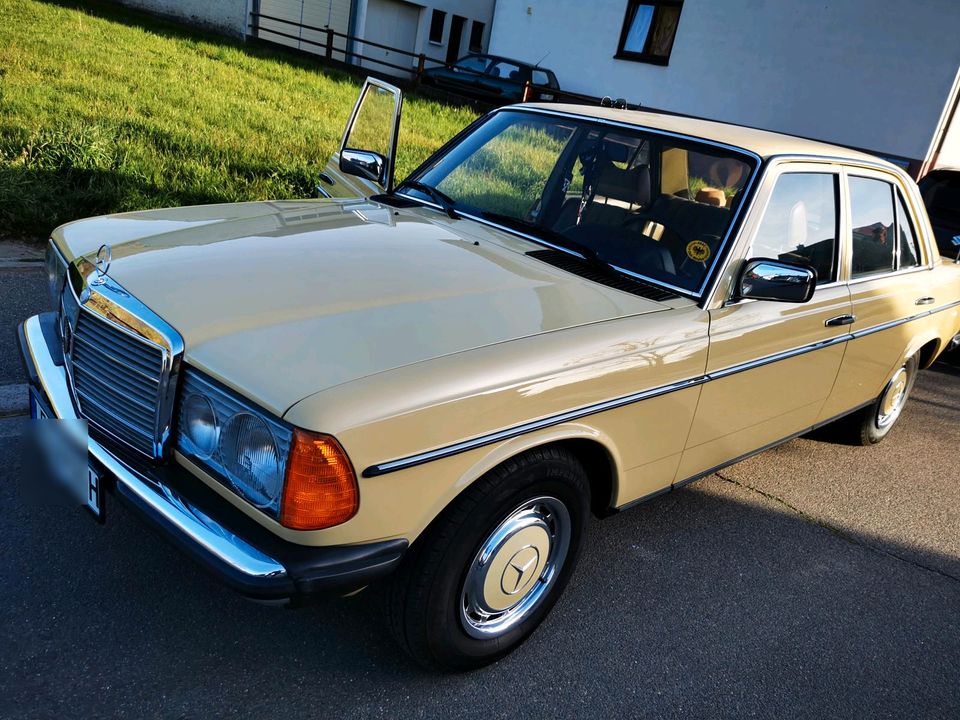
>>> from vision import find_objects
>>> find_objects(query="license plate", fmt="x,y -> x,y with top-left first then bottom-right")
30,389 -> 103,521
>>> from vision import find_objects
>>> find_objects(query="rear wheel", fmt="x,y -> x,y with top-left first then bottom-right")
829,354 -> 918,445
384,446 -> 589,670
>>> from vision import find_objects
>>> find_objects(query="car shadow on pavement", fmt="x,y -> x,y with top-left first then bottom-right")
2,426 -> 958,718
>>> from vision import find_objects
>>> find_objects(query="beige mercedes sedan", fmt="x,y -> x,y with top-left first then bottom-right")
20,79 -> 960,670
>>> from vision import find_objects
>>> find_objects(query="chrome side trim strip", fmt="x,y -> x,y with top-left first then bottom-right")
362,375 -> 708,478
22,316 -> 288,583
707,334 -> 850,380
850,298 -> 960,340
363,299 -> 960,478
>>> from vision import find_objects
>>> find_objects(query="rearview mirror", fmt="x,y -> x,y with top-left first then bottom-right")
736,258 -> 816,303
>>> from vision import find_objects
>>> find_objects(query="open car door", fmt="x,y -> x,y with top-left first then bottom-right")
319,77 -> 403,199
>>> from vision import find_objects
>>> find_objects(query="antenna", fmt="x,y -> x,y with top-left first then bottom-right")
534,50 -> 550,67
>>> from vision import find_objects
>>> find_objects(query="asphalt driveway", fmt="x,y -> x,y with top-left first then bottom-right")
1,264 -> 958,719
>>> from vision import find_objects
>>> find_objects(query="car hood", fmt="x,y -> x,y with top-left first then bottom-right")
55,199 -> 667,416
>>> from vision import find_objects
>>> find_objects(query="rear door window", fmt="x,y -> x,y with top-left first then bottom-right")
849,176 -> 896,278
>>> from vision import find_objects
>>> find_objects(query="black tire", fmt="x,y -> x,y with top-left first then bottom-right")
828,354 -> 919,445
384,446 -> 590,671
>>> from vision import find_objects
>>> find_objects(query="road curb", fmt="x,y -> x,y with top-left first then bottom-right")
0,384 -> 29,417
0,241 -> 45,269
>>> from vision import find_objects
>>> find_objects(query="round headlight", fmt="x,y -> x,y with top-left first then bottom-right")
182,393 -> 218,458
219,413 -> 282,509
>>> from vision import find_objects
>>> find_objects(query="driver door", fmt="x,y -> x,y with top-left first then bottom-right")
320,78 -> 403,199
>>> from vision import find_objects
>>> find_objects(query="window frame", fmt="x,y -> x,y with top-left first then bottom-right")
844,168 -> 931,283
428,9 -> 446,45
615,0 -> 684,66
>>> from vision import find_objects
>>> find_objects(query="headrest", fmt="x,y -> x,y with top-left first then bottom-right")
596,164 -> 651,206
787,201 -> 807,248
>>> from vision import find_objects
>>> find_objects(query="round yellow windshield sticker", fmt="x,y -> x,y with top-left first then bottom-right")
686,240 -> 711,262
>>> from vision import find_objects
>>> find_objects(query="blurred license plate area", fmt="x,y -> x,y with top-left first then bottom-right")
26,390 -> 103,521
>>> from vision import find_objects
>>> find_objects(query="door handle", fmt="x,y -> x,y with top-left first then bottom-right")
825,314 -> 856,327
915,296 -> 935,306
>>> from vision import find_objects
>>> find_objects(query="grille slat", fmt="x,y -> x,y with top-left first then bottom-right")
75,318 -> 163,375
72,365 -> 156,423
69,308 -> 166,457
71,335 -> 161,387
76,389 -> 155,446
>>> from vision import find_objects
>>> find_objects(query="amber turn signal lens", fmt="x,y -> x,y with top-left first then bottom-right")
280,430 -> 359,530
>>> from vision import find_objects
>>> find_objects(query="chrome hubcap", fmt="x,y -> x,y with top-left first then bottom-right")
460,496 -> 570,639
877,365 -> 909,428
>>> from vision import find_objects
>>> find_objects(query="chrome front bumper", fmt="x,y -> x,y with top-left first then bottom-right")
19,313 -> 406,602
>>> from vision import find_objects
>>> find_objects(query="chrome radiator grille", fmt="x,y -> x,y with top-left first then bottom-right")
70,309 -> 166,456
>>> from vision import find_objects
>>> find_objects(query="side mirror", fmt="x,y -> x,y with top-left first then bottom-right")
332,78 -> 403,194
340,149 -> 387,186
736,258 -> 817,303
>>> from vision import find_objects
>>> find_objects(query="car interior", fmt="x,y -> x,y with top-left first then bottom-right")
540,129 -> 751,289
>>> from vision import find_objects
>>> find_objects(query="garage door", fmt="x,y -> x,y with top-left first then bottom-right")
360,0 -> 421,78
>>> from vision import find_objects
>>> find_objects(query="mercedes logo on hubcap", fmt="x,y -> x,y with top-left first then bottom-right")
501,546 -> 540,596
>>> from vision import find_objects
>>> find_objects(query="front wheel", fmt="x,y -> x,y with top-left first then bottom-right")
384,446 -> 589,670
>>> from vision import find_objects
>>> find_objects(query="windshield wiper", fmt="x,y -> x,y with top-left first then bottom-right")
398,180 -> 459,219
479,211 -> 610,268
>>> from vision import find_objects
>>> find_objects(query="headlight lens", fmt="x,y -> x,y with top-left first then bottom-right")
176,370 -> 293,517
219,412 -> 283,509
45,241 -> 67,307
181,393 -> 218,459
176,369 -> 358,528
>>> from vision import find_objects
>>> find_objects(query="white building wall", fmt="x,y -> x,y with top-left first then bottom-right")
409,0 -> 496,66
930,68 -> 960,171
489,0 -> 960,165
353,0 -> 495,77
938,118 -> 960,170
117,0 -> 250,37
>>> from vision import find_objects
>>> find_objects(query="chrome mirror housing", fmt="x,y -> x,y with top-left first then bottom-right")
737,258 -> 816,303
340,148 -> 387,186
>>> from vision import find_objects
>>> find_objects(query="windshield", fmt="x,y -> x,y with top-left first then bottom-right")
403,110 -> 757,295
455,55 -> 491,74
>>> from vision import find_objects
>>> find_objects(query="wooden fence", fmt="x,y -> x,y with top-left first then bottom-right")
249,11 -> 641,109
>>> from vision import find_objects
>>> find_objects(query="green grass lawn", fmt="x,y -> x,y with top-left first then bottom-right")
0,0 -> 479,239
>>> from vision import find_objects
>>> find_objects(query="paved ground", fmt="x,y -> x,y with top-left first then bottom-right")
1,264 -> 958,719
0,265 -> 47,387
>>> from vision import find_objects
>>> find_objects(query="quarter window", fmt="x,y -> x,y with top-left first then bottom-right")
616,1 -> 683,65
849,176 -> 895,278
895,191 -> 922,268
429,9 -> 446,44
751,173 -> 839,284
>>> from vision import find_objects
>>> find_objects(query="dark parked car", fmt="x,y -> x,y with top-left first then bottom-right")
421,53 -> 560,103
919,167 -> 960,259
